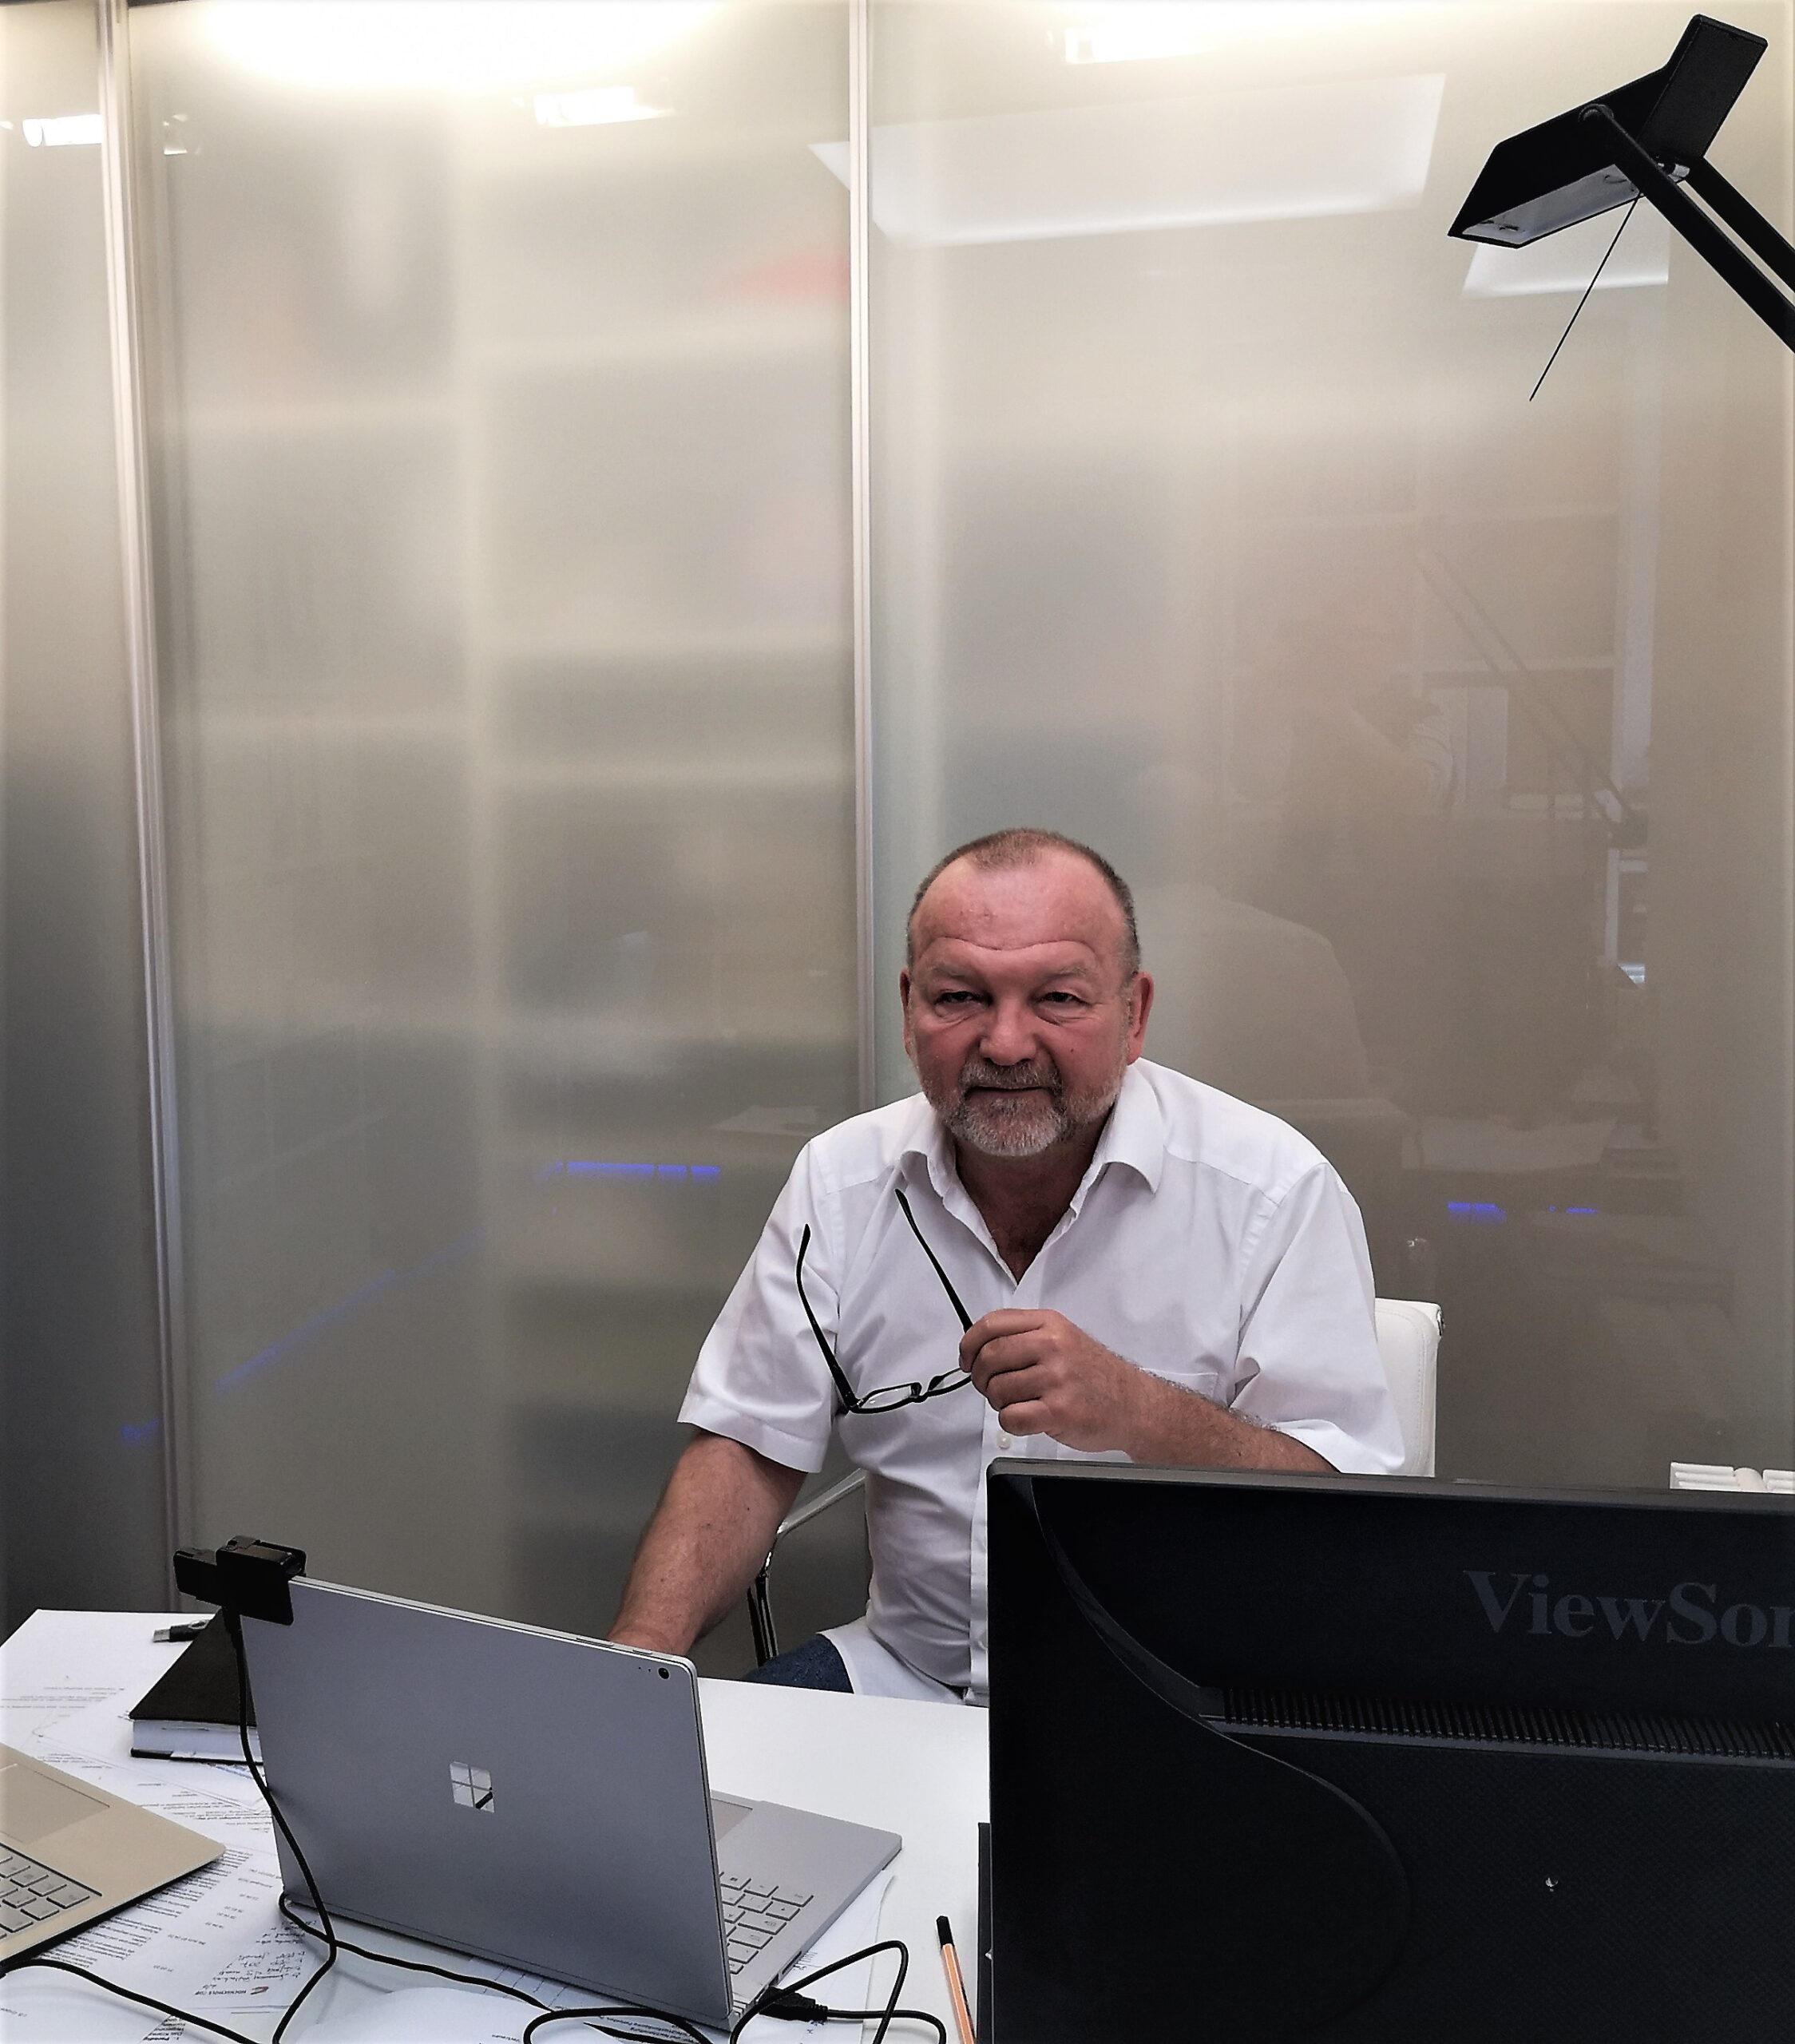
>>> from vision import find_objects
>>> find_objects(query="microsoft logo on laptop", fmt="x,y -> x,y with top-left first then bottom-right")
449,1762 -> 493,1812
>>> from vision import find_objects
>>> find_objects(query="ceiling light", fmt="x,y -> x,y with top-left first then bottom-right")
1463,206 -> 1670,297
533,85 -> 664,129
23,113 -> 101,147
1064,3 -> 1407,67
813,74 -> 1443,247
205,2 -> 711,93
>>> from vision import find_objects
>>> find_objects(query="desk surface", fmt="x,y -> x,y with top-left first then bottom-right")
1,1610 -> 987,2042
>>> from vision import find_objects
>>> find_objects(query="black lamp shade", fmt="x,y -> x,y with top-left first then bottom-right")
1450,14 -> 1765,245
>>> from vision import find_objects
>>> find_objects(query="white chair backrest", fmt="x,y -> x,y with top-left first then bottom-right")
1373,1297 -> 1440,1478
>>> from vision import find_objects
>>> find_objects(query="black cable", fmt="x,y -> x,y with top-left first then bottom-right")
775,1936 -> 910,2044
1529,195 -> 1640,401
759,1989 -> 946,2044
521,2002 -> 712,2042
513,1936 -> 929,2044
218,1609 -> 343,2044
275,1825 -> 922,2044
277,1893 -> 553,2010
279,1889 -> 824,2038
0,1618 -> 335,2044
262,1773 -> 927,2044
10,1859 -> 919,2044
0,1955 -> 261,2044
9,1610 -> 917,2044
817,2010 -> 943,2043
2,1614 -> 352,2044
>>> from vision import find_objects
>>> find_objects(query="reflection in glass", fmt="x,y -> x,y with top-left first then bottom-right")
870,0 -> 1793,1489
133,0 -> 859,1661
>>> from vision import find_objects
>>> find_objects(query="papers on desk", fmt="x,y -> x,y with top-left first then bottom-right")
0,1612 -> 194,1747
297,1987 -> 524,2042
290,1873 -> 894,2042
10,1693 -> 308,2037
2,1625 -> 895,2044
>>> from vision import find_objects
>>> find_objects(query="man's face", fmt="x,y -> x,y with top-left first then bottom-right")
901,852 -> 1153,1161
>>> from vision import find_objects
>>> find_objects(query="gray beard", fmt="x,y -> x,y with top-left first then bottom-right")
933,1051 -> 1127,1160
949,1095 -> 1071,1161
945,1084 -> 1076,1159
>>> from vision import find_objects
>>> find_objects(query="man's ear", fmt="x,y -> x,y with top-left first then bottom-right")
1126,971 -> 1155,1060
899,968 -> 916,1064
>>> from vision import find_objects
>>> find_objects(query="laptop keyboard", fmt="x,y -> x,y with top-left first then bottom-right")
717,1872 -> 814,1975
0,1850 -> 97,1939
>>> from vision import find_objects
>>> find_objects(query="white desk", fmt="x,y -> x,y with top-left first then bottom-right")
0,1610 -> 987,2042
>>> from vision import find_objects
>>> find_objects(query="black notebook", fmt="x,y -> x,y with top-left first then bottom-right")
129,1617 -> 259,1761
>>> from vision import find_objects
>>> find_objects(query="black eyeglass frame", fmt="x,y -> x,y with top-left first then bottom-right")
794,1186 -> 977,1416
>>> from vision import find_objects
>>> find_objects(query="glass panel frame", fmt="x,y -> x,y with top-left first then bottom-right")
1,0 -> 168,1627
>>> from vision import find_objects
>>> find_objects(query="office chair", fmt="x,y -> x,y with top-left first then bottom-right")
747,1294 -> 1443,1667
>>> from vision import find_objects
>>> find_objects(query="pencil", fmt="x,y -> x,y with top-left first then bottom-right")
937,1913 -> 975,2044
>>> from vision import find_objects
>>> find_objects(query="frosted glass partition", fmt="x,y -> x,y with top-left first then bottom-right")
132,0 -> 859,1662
1,0 -> 167,1627
870,3 -> 1794,1486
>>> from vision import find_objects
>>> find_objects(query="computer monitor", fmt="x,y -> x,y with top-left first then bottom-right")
985,1464 -> 1795,2042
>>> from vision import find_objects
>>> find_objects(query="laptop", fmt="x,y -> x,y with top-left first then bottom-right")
239,1579 -> 901,2031
0,1745 -> 221,1959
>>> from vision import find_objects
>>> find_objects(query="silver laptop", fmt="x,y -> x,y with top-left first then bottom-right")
0,1745 -> 221,1959
240,1580 -> 900,2031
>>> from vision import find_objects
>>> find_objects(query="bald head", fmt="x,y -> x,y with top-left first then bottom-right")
905,829 -> 1140,982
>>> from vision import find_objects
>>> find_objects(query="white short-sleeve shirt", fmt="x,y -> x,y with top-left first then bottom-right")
680,1059 -> 1403,1698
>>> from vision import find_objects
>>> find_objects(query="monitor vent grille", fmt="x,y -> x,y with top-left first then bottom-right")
1222,1686 -> 1795,1761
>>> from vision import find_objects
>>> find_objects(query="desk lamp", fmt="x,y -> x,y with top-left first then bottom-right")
1450,14 -> 1793,351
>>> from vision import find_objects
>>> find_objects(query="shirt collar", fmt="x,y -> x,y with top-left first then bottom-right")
897,1060 -> 1167,1205
897,1092 -> 960,1204
1083,1060 -> 1167,1197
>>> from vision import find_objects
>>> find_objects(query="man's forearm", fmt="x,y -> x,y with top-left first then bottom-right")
610,1433 -> 805,1655
1122,1370 -> 1333,1474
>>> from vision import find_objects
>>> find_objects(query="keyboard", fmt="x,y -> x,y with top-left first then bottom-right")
0,1848 -> 97,1938
717,1870 -> 814,1974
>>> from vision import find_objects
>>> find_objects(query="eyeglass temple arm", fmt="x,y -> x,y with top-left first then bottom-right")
893,1186 -> 973,1331
795,1224 -> 859,1411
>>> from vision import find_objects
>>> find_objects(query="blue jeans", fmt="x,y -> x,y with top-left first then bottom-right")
741,1634 -> 853,1692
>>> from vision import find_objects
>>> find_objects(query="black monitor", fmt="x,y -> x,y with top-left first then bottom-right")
986,1464 -> 1795,2041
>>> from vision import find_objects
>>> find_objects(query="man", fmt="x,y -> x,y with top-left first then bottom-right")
610,829 -> 1403,1701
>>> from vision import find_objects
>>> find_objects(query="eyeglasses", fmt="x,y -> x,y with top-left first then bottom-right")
795,1186 -> 977,1416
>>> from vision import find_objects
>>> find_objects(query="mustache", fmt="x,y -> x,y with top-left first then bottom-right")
957,1060 -> 1061,1095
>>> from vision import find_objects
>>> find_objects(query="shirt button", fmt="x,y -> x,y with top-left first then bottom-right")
995,1431 -> 1012,1452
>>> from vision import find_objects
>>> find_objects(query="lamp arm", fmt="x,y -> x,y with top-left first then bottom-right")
1684,156 -> 1795,293
1579,104 -> 1794,351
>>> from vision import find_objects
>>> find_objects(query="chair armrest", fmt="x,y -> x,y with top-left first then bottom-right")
770,1469 -> 866,1554
1373,1297 -> 1440,1479
747,1468 -> 867,1667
